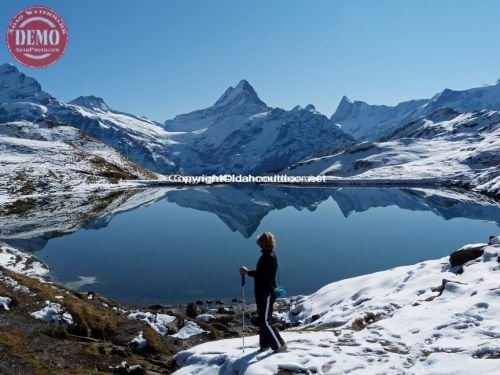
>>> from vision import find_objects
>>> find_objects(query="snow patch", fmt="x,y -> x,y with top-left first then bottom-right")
0,296 -> 12,310
171,321 -> 208,339
127,310 -> 176,336
30,300 -> 73,325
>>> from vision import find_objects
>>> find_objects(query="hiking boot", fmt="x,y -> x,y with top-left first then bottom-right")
273,343 -> 287,353
258,346 -> 270,352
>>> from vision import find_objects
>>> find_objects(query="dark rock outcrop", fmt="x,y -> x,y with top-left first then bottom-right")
449,245 -> 485,267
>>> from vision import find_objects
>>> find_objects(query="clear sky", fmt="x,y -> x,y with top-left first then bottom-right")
1,0 -> 500,121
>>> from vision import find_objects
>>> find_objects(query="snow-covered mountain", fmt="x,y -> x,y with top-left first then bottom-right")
0,64 -> 177,174
0,64 -> 355,177
165,81 -> 354,173
288,108 -> 500,197
0,119 -> 159,201
165,79 -> 270,132
332,79 -> 500,141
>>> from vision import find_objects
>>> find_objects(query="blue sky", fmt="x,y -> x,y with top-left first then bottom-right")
1,0 -> 500,121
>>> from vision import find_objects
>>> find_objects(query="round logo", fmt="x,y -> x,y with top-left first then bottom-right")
6,6 -> 68,68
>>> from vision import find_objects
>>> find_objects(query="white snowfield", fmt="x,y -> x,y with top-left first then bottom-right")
331,78 -> 500,141
0,120 -> 158,202
0,241 -> 49,279
288,109 -> 500,197
174,240 -> 500,375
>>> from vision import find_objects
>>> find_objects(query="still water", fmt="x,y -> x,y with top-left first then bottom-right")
5,185 -> 499,305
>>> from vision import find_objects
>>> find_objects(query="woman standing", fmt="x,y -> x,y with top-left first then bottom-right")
240,232 -> 287,353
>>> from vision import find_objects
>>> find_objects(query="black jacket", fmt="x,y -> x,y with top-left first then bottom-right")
248,250 -> 277,297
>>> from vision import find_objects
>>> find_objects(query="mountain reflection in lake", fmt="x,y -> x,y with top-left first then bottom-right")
1,185 -> 498,305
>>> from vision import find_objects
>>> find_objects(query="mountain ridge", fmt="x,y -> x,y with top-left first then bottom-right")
331,79 -> 500,141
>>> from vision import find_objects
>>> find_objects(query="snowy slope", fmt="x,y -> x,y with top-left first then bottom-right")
0,120 -> 159,201
0,63 -> 177,174
165,80 -> 269,133
166,82 -> 354,174
288,109 -> 500,197
1,64 -> 354,175
332,79 -> 500,141
174,239 -> 500,374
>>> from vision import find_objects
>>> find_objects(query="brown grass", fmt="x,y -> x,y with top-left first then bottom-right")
1,268 -> 119,339
351,312 -> 384,331
142,326 -> 164,353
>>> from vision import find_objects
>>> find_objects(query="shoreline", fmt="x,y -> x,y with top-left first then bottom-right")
1,179 -> 498,206
1,237 -> 499,374
0,241 -> 288,374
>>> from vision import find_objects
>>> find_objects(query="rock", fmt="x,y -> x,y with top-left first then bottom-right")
210,322 -> 229,332
311,314 -> 321,322
214,315 -> 237,325
449,245 -> 485,267
217,307 -> 234,314
195,314 -> 215,322
195,300 -> 204,305
186,303 -> 201,319
147,304 -> 163,310
167,321 -> 179,334
223,330 -> 240,338
215,300 -> 225,305
489,235 -> 500,245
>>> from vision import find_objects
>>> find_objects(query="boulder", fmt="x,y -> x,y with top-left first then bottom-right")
489,235 -> 500,245
449,245 -> 485,267
186,303 -> 201,318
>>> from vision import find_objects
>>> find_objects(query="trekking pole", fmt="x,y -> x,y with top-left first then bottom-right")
241,273 -> 246,353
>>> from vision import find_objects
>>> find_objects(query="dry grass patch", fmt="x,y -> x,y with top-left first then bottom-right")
1,268 -> 120,339
142,326 -> 164,354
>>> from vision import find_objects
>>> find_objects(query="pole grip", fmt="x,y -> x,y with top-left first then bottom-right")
241,273 -> 245,287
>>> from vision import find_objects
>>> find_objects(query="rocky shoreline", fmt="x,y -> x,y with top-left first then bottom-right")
1,237 -> 499,374
0,241 -> 292,374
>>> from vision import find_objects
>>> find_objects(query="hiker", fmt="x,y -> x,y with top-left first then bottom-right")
240,231 -> 287,353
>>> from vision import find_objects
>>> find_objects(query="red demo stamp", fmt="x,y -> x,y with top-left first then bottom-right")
6,6 -> 68,68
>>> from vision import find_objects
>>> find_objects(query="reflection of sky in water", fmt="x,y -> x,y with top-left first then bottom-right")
34,187 -> 499,306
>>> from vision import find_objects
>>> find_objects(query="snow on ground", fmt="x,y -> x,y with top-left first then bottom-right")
287,109 -> 500,197
0,241 -> 49,279
0,296 -> 12,310
130,331 -> 147,349
128,310 -> 209,340
30,300 -> 74,325
171,321 -> 208,340
174,239 -> 500,374
0,120 -> 159,202
127,310 -> 177,336
196,314 -> 216,322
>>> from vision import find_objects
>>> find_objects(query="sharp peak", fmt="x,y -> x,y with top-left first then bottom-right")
235,79 -> 254,90
292,104 -> 316,112
214,79 -> 266,107
340,95 -> 352,104
69,95 -> 110,111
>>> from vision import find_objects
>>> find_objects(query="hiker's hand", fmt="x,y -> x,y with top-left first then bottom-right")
240,266 -> 249,275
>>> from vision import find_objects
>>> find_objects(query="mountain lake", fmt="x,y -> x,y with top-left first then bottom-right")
1,185 -> 499,306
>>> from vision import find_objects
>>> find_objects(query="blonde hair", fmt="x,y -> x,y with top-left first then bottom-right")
256,231 -> 276,252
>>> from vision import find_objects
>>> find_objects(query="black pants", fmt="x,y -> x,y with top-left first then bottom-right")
255,293 -> 284,350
